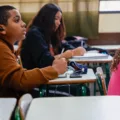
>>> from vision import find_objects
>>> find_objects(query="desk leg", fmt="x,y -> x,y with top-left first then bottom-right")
76,84 -> 89,96
104,63 -> 110,88
39,85 -> 46,97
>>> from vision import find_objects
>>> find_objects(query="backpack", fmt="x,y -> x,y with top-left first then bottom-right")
64,36 -> 88,49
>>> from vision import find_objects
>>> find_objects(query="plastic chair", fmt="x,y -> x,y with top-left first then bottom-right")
96,67 -> 107,95
16,93 -> 33,120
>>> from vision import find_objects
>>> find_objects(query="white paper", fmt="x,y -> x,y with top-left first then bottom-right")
72,52 -> 108,59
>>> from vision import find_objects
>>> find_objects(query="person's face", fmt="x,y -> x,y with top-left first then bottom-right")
3,9 -> 26,43
54,11 -> 62,31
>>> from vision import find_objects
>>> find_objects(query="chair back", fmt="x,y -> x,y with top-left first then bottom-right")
18,93 -> 33,120
96,67 -> 107,95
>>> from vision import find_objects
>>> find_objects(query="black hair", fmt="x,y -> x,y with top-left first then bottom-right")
0,5 -> 16,25
33,3 -> 62,33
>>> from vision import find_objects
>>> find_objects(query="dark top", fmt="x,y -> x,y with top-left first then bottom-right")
21,26 -> 74,69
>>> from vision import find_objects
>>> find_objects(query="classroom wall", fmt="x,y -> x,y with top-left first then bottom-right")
0,0 -> 120,33
88,13 -> 120,45
99,14 -> 120,33
0,0 -> 120,44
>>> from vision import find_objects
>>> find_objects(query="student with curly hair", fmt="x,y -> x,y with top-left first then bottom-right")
108,48 -> 120,95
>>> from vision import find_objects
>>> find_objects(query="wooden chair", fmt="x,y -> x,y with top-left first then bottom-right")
18,93 -> 33,120
96,67 -> 107,95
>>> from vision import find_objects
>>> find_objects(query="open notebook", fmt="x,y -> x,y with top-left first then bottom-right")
72,52 -> 108,59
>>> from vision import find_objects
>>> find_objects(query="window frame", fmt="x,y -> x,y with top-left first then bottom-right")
100,0 -> 120,13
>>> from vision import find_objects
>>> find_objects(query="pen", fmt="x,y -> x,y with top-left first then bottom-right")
59,48 -> 65,58
61,48 -> 65,54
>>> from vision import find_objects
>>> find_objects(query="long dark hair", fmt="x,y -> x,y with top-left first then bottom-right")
27,3 -> 65,53
111,48 -> 120,71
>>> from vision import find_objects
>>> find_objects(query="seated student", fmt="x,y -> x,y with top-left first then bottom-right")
0,5 -> 67,98
17,3 -> 86,69
107,48 -> 120,95
17,3 -> 88,96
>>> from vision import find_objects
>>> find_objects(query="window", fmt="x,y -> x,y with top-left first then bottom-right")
100,0 -> 120,13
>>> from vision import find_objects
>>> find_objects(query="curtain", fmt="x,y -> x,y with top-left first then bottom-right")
62,0 -> 100,38
1,0 -> 99,38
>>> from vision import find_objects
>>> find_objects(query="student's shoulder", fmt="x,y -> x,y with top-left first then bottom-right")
28,26 -> 43,36
0,40 -> 9,50
0,41 -> 13,57
26,26 -> 45,43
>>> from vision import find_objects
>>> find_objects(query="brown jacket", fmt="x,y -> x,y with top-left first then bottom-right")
0,40 -> 58,98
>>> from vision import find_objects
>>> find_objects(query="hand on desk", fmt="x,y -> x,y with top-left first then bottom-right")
52,58 -> 67,74
55,47 -> 86,60
61,50 -> 72,59
72,47 -> 86,56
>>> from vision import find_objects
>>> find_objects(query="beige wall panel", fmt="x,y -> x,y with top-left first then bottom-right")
0,0 -> 20,3
0,3 -> 20,9
20,3 -> 41,13
58,2 -> 73,12
20,0 -> 53,2
99,14 -> 120,33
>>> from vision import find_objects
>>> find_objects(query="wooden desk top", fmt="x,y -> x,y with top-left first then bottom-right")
69,55 -> 113,63
47,69 -> 96,85
0,98 -> 17,120
26,96 -> 120,120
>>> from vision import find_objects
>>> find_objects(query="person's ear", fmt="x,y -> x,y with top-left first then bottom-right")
0,25 -> 6,35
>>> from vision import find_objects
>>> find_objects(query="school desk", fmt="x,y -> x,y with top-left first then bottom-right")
25,96 -> 120,120
0,98 -> 17,120
39,69 -> 97,96
69,54 -> 113,88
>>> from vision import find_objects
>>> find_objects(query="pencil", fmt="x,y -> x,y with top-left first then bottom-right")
61,48 -> 65,54
59,48 -> 65,58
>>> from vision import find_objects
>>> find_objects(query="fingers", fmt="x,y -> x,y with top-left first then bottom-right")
61,50 -> 72,59
52,58 -> 67,74
72,47 -> 86,56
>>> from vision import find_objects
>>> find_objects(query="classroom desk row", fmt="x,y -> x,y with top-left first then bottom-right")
25,96 -> 120,120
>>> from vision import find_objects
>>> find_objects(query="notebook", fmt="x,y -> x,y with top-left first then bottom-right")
72,52 -> 108,60
58,73 -> 67,78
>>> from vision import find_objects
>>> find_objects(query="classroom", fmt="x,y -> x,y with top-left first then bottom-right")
0,0 -> 120,120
